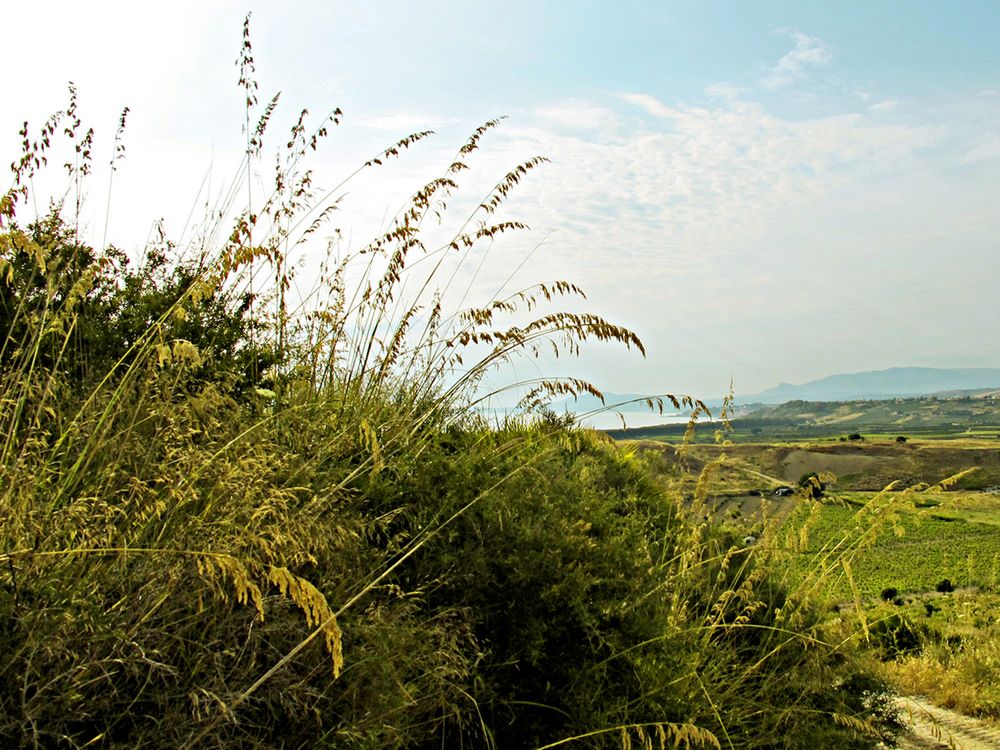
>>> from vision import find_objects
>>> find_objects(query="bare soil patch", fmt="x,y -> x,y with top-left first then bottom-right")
779,449 -> 886,483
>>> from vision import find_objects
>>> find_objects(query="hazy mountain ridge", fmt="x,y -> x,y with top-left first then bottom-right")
742,367 -> 1000,405
550,368 -> 1000,417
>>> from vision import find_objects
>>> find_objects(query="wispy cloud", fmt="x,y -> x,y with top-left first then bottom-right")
489,91 -> 933,295
616,92 -> 679,119
535,99 -> 620,133
476,87 -> 1000,394
960,137 -> 1000,163
868,100 -> 899,112
760,30 -> 831,90
705,83 -> 746,101
357,113 -> 455,132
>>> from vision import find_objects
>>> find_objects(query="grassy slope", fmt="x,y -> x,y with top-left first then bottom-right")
0,52 -> 904,749
609,395 -> 1000,443
634,438 -> 1000,492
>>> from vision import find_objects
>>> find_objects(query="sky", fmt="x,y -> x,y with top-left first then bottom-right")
3,0 -> 1000,401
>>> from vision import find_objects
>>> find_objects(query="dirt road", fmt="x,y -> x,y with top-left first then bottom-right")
896,696 -> 1000,749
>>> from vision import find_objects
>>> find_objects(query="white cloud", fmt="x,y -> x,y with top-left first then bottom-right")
760,30 -> 832,90
960,137 -> 1000,163
535,100 -> 620,133
868,100 -> 899,112
617,92 -> 680,119
439,90 -> 936,340
357,113 -> 453,132
479,87 -> 1000,394
705,83 -> 746,101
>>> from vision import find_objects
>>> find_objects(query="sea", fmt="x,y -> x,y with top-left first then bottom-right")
476,408 -> 698,431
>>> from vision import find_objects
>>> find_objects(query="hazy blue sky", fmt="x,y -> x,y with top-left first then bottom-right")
4,1 -> 1000,399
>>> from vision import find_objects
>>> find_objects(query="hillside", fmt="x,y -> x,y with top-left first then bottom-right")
741,367 -> 1000,404
553,368 -> 1000,417
607,393 -> 1000,442
747,393 -> 1000,433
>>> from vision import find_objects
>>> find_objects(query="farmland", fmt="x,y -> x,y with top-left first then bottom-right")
631,433 -> 1000,598
610,393 -> 1000,443
629,428 -> 1000,720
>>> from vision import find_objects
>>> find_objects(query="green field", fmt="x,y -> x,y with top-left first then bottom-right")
629,430 -> 1000,718
632,437 -> 1000,599
788,491 -> 1000,599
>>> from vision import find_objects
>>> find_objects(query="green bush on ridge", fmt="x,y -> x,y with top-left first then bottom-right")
0,20 -> 900,749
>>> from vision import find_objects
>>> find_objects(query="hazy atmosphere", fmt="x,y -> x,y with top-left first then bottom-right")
5,0 -> 1000,398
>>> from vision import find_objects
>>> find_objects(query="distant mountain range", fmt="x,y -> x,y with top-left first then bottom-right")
551,367 -> 1000,415
740,367 -> 1000,405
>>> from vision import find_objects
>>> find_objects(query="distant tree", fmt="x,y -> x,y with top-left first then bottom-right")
880,587 -> 898,602
798,472 -> 826,499
895,436 -> 907,443
847,433 -> 863,441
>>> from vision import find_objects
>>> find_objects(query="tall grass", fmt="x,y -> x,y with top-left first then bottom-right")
0,18 -> 903,749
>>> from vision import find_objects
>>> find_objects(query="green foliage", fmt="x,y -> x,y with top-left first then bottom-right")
869,613 -> 926,660
0,21 -> 900,750
788,493 -> 1000,599
608,394 -> 1000,443
0,209 -> 276,399
798,471 -> 825,499
887,591 -> 1000,718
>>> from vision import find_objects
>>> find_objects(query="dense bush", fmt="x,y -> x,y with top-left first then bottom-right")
0,25 -> 900,748
798,471 -> 825,499
0,379 -> 900,747
0,212 -> 275,399
869,614 -> 927,660
881,587 -> 899,602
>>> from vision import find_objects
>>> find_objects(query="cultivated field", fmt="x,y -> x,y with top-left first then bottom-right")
630,432 -> 1000,722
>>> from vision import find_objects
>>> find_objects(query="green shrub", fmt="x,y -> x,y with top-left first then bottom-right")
0,19 -> 900,750
869,614 -> 926,660
798,472 -> 826,499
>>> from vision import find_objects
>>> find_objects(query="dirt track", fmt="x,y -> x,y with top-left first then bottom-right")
896,696 -> 1000,749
